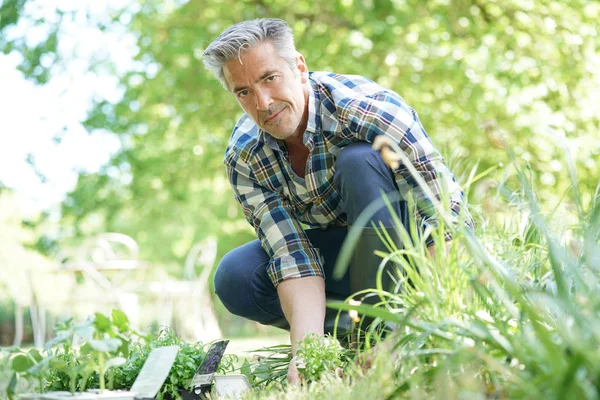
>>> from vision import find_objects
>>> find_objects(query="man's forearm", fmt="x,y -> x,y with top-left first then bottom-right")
277,276 -> 326,354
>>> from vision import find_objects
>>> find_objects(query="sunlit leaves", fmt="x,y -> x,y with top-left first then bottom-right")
5,0 -> 599,273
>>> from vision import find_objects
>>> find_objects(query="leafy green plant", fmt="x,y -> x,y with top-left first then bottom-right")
111,326 -> 236,400
85,312 -> 129,392
234,143 -> 600,398
117,326 -> 211,400
240,352 -> 398,400
45,317 -> 94,393
44,309 -> 138,394
2,311 -> 239,399
240,344 -> 293,388
3,346 -> 53,399
239,335 -> 351,389
295,334 -> 348,383
324,140 -> 600,398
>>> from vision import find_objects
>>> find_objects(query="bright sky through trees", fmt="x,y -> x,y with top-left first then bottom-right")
0,0 -> 135,214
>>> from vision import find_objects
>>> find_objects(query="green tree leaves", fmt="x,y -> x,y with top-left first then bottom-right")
4,0 -> 599,278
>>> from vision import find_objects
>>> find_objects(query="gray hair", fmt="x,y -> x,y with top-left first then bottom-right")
203,18 -> 298,89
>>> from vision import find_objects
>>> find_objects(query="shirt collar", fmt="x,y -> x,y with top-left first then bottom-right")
305,77 -> 320,136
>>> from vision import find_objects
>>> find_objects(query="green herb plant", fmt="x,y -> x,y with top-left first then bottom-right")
156,328 -> 237,400
240,344 -> 293,388
45,316 -> 94,394
44,310 -> 138,394
295,334 -> 349,383
239,334 -> 350,390
112,326 -> 236,400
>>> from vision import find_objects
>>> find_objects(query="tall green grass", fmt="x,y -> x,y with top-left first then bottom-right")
243,142 -> 600,399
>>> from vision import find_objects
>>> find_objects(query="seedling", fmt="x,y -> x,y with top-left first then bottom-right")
41,311 -> 131,395
5,347 -> 54,399
295,334 -> 348,382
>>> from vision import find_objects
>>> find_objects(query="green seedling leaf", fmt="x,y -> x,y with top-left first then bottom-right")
7,373 -> 17,400
50,358 -> 68,370
44,330 -> 73,351
80,357 -> 97,373
94,312 -> 112,332
27,355 -> 55,375
11,354 -> 34,372
254,362 -> 271,380
54,317 -> 74,331
105,357 -> 127,370
80,342 -> 94,355
74,323 -> 95,341
116,333 -> 130,358
241,359 -> 251,377
28,349 -> 43,362
112,309 -> 130,331
89,338 -> 122,353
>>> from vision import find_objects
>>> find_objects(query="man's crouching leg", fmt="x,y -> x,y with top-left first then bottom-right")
334,142 -> 409,343
214,240 -> 285,326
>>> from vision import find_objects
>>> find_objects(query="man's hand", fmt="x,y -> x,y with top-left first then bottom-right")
372,135 -> 401,170
287,355 -> 304,385
277,276 -> 326,384
427,241 -> 452,259
427,244 -> 437,259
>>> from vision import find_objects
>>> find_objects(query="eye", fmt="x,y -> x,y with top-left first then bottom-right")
237,89 -> 249,98
266,75 -> 277,82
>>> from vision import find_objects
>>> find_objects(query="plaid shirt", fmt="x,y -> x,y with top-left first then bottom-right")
225,72 -> 473,287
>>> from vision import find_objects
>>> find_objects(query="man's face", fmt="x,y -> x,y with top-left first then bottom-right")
223,42 -> 309,141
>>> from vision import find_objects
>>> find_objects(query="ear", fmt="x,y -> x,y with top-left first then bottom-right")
295,53 -> 309,83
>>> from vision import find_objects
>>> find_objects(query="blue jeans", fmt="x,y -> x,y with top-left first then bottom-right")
214,142 -> 404,326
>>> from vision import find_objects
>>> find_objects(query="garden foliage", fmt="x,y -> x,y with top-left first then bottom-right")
0,311 -> 236,400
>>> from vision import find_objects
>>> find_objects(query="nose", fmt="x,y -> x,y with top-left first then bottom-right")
255,89 -> 272,111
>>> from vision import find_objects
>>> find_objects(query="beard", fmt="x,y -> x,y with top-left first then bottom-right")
260,106 -> 298,139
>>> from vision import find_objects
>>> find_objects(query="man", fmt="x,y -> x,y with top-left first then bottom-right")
203,18 -> 473,383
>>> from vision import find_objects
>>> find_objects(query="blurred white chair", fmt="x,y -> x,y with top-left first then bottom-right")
50,233 -> 222,343
60,232 -> 141,288
148,237 -> 222,342
53,232 -> 144,330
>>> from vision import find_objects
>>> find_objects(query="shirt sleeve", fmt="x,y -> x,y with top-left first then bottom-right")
225,155 -> 324,287
336,91 -> 474,245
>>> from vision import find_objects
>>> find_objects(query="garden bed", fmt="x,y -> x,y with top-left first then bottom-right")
2,311 -> 249,400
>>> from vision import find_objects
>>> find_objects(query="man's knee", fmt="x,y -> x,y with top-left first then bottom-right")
213,244 -> 282,324
213,250 -> 245,312
334,141 -> 403,225
334,142 -> 394,192
336,142 -> 382,173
